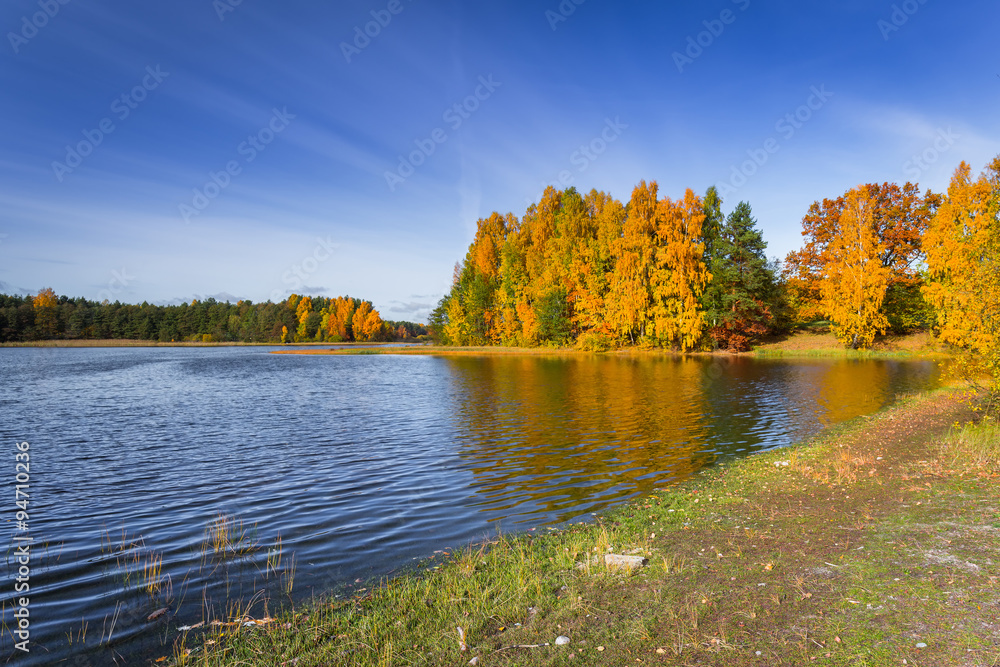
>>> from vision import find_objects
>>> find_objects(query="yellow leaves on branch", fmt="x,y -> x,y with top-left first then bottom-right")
606,181 -> 709,350
33,287 -> 57,310
295,296 -> 313,324
352,300 -> 385,342
280,294 -> 389,343
607,181 -> 656,343
819,186 -> 891,349
33,287 -> 58,337
652,188 -> 710,352
785,182 -> 937,334
923,157 -> 1000,387
325,297 -> 356,340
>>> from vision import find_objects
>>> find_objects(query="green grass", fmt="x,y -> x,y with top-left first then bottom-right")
938,419 -> 1000,474
751,347 -> 917,359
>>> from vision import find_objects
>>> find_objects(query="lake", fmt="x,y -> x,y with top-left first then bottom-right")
0,347 -> 940,665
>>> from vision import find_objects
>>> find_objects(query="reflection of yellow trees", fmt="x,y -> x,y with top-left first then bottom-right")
813,360 -> 890,426
808,359 -> 935,426
446,356 -> 714,521
445,356 -> 940,523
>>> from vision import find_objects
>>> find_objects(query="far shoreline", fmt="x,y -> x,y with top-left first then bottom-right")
0,339 -> 420,348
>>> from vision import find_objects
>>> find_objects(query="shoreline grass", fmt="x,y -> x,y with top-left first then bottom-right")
271,345 -> 932,359
271,330 -> 945,360
163,386 -> 999,667
3,330 -> 945,359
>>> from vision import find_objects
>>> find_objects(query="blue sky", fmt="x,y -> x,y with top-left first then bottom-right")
2,0 -> 998,323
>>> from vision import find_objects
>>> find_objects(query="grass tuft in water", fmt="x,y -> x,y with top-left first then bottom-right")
204,514 -> 259,560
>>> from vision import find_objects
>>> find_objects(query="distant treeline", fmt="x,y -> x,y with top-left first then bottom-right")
0,292 -> 428,343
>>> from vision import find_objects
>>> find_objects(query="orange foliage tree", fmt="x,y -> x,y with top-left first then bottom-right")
651,188 -> 710,351
818,186 -> 891,349
324,296 -> 357,341
32,287 -> 58,338
607,181 -> 657,344
922,157 -> 1000,391
294,296 -> 313,341
432,181 -> 723,349
352,301 -> 387,342
784,182 -> 939,330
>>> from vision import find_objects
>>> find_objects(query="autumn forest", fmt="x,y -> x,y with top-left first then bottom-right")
429,155 -> 1000,371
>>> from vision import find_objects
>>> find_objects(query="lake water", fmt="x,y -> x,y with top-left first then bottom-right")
0,347 -> 940,665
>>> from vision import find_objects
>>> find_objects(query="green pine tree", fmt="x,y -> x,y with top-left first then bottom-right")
707,201 -> 780,350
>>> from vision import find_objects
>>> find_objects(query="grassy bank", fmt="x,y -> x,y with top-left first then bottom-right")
4,328 -> 937,356
271,329 -> 942,359
751,329 -> 944,359
164,388 -> 999,666
273,345 -> 579,357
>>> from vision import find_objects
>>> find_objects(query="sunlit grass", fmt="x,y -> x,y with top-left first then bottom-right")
100,526 -> 168,597
204,514 -> 259,560
282,553 -> 296,596
940,419 -> 1000,474
266,534 -> 282,576
752,347 -> 915,359
142,551 -> 168,597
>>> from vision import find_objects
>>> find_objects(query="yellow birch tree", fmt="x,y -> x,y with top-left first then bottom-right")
295,296 -> 313,341
607,181 -> 657,343
922,157 -> 1000,390
651,189 -> 710,351
820,186 -> 891,349
32,287 -> 58,339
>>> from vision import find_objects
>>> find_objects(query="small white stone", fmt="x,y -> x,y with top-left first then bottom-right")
468,657 -> 479,665
555,636 -> 571,645
604,554 -> 647,572
916,642 -> 927,648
